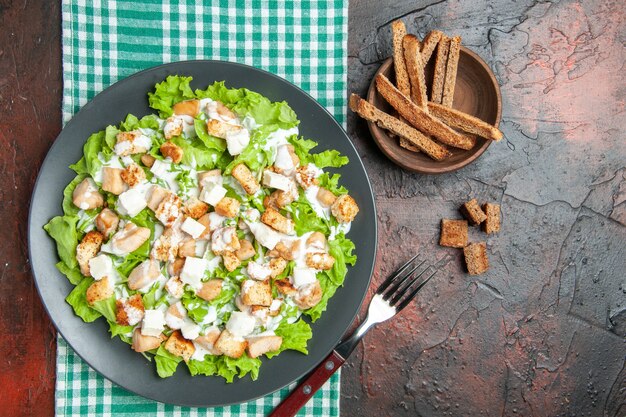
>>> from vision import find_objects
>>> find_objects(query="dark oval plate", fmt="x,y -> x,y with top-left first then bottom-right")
28,60 -> 377,407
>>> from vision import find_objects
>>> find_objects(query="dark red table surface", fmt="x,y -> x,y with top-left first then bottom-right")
1,1 -> 624,416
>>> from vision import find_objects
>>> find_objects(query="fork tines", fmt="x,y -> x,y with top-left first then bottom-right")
377,255 -> 436,312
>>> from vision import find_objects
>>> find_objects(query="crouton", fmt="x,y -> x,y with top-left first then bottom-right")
115,294 -> 145,326
269,257 -> 288,278
439,219 -> 468,248
76,230 -> 104,276
294,281 -> 323,309
163,116 -> 184,139
214,329 -> 247,359
305,252 -> 335,270
295,165 -> 319,189
146,185 -> 171,211
241,280 -> 272,306
127,259 -> 161,291
160,141 -> 184,164
231,163 -> 260,195
464,242 -> 489,275
197,279 -> 223,301
274,278 -> 297,297
461,198 -> 487,225
101,167 -> 126,195
235,239 -> 255,261
194,328 -> 222,354
246,335 -> 283,358
306,232 -> 326,251
222,251 -> 241,272
261,207 -> 295,235
183,197 -> 209,219
72,178 -> 104,210
164,330 -> 195,362
482,203 -> 501,234
140,154 -> 156,168
173,99 -> 200,117
265,188 -> 298,209
151,231 -> 177,262
95,208 -> 119,238
131,328 -> 165,352
86,277 -> 113,305
167,258 -> 185,277
214,197 -> 241,218
268,241 -> 297,261
211,226 -> 240,255
165,276 -> 185,299
177,238 -> 196,258
316,187 -> 337,208
120,163 -> 146,187
110,222 -> 150,255
331,194 -> 359,224
206,119 -> 241,139
155,193 -> 182,226
114,131 -> 151,156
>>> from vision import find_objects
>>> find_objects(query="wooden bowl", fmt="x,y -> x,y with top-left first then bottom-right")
366,47 -> 502,174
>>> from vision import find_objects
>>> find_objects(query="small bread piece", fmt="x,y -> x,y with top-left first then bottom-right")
305,252 -> 335,270
391,20 -> 411,97
222,251 -> 241,272
420,30 -> 443,63
231,163 -> 260,195
241,280 -> 272,306
439,219 -> 468,248
269,257 -> 288,278
375,76 -> 476,150
294,281 -> 323,309
403,34 -> 428,110
431,36 -> 450,104
115,294 -> 145,326
461,198 -> 487,225
274,278 -> 297,297
164,330 -> 195,362
214,197 -> 240,218
482,203 -> 501,234
183,197 -> 209,219
442,36 -> 462,107
261,207 -> 295,235
140,154 -> 156,168
235,239 -> 256,261
197,279 -> 223,301
160,141 -> 184,164
464,242 -> 489,275
427,102 -> 503,141
330,194 -> 359,224
206,119 -> 241,139
121,163 -> 146,187
76,230 -> 104,276
349,94 -> 451,160
86,277 -> 113,305
246,335 -> 283,359
214,329 -> 247,359
316,187 -> 338,208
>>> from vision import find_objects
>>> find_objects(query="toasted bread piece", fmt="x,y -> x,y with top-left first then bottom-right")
76,230 -> 104,276
140,154 -> 156,168
241,280 -> 272,306
464,242 -> 489,275
374,77 -> 476,150
183,197 -> 209,219
330,194 -> 359,224
427,102 -> 503,141
439,219 -> 468,248
246,335 -> 283,358
399,137 -> 421,152
197,279 -> 223,301
231,163 -> 260,195
269,257 -> 288,278
403,34 -> 428,110
214,330 -> 247,359
164,330 -> 195,362
442,36 -> 462,107
222,251 -> 241,272
214,197 -> 240,218
349,94 -> 451,161
86,277 -> 113,305
261,207 -> 295,235
274,278 -> 297,297
431,36 -> 450,104
131,328 -> 165,353
391,20 -> 411,97
420,30 -> 443,63
461,198 -> 487,225
305,252 -> 335,270
482,203 -> 501,234
235,239 -> 256,261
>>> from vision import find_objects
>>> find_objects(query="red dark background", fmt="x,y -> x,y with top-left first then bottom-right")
1,1 -> 624,416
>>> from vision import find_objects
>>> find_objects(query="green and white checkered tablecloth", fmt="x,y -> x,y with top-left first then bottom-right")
59,1 -> 347,415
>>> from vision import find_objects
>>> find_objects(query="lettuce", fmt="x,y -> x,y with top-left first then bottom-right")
148,75 -> 195,118
155,345 -> 182,378
288,136 -> 349,168
55,261 -> 84,285
181,284 -> 236,324
120,113 -> 161,131
171,136 -> 222,170
285,193 -> 330,236
194,119 -> 227,152
90,296 -> 117,322
266,319 -> 312,358
187,354 -> 261,383
318,172 -> 348,195
44,215 -> 79,269
65,277 -> 102,322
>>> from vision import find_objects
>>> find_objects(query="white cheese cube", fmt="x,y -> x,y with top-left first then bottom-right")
181,217 -> 206,239
118,188 -> 147,217
181,322 -> 201,340
247,222 -> 283,250
150,159 -> 171,178
141,309 -> 165,337
88,254 -> 113,281
199,182 -> 227,206
262,170 -> 293,191
225,311 -> 256,337
293,267 -> 318,288
180,257 -> 208,289
246,261 -> 273,281
225,128 -> 250,156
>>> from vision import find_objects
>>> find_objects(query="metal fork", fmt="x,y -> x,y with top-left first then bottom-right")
270,255 -> 436,417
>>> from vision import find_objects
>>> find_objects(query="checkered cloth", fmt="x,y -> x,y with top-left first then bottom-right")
59,0 -> 347,415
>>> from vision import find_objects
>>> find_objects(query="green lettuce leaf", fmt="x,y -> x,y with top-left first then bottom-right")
318,172 -> 348,195
109,321 -> 133,342
181,284 -> 236,324
55,262 -> 84,285
90,296 -> 117,322
44,215 -> 79,269
285,193 -> 330,236
187,354 -> 261,383
65,277 -> 102,322
194,119 -> 227,152
288,136 -> 349,168
266,319 -> 312,358
171,136 -> 222,170
155,345 -> 182,378
148,75 -> 195,118
120,114 -> 161,131
61,174 -> 86,216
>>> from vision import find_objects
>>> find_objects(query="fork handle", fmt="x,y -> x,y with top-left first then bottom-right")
269,350 -> 345,417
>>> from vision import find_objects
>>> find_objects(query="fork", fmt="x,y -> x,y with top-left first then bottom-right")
270,255 -> 436,417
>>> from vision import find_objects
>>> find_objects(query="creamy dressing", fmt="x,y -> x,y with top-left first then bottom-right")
304,185 -> 331,219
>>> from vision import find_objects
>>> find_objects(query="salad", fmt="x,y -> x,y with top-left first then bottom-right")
44,76 -> 359,381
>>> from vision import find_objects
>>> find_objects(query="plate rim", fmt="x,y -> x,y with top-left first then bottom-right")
28,59 -> 378,407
